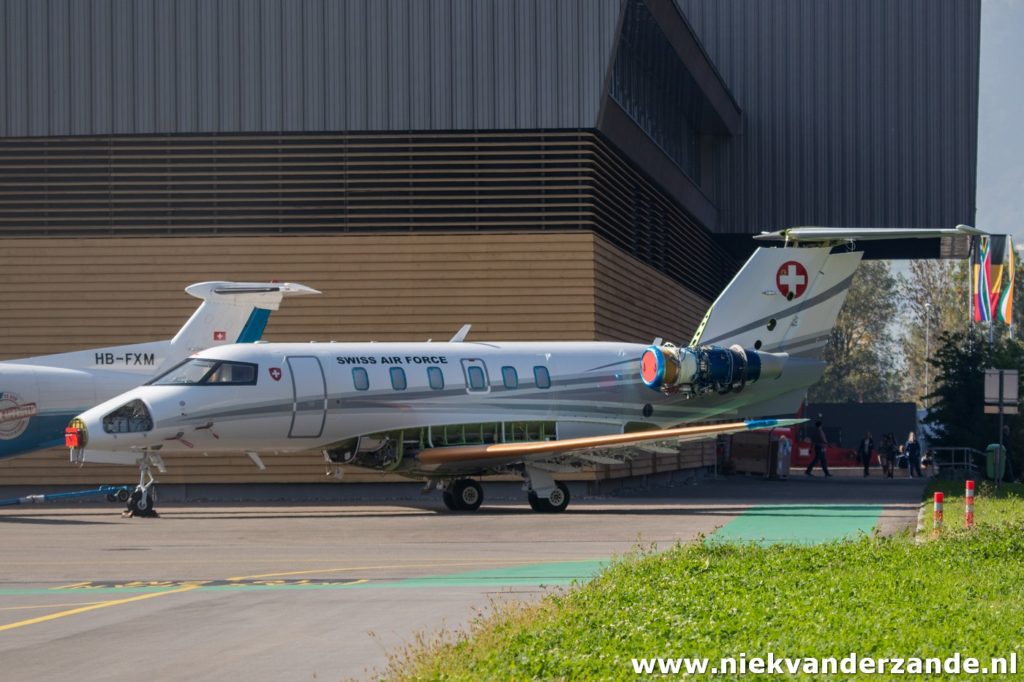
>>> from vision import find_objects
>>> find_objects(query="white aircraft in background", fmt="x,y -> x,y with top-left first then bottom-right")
0,281 -> 318,465
68,227 -> 980,515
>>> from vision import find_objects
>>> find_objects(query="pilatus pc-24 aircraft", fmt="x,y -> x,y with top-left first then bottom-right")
67,227 -> 979,515
0,281 -> 317,462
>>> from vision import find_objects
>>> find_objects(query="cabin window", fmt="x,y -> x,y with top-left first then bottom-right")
352,367 -> 369,391
501,366 -> 518,389
427,366 -> 445,390
534,366 -> 551,389
467,366 -> 487,390
390,367 -> 407,391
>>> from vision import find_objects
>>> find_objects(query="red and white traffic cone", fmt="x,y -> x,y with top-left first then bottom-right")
933,491 -> 944,536
965,480 -> 975,529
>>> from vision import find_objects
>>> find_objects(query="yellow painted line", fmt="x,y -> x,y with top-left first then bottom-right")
0,601 -> 109,612
51,581 -> 92,590
228,558 -> 587,582
0,584 -> 200,633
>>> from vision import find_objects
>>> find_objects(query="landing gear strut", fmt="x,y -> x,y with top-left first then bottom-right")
523,466 -> 571,513
441,479 -> 484,511
124,460 -> 159,518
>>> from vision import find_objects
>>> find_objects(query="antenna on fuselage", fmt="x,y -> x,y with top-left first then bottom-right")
449,324 -> 472,343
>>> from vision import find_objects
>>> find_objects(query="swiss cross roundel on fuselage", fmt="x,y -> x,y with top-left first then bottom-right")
776,261 -> 809,298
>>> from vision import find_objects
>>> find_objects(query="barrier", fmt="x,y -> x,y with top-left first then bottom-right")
933,491 -> 944,536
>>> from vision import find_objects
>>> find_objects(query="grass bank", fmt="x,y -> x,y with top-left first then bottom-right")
917,480 -> 1024,535
387,494 -> 1024,680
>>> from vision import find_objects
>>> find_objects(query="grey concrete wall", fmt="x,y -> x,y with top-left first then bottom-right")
0,0 -> 622,136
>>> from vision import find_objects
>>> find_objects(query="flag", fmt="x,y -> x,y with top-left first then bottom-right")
998,237 -> 1015,324
990,235 -> 1008,315
973,236 -> 992,323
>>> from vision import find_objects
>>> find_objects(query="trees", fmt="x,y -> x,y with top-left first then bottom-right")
807,260 -> 903,402
900,259 -> 970,405
924,329 -> 1024,474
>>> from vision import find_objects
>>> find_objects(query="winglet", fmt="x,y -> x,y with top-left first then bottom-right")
449,324 -> 472,343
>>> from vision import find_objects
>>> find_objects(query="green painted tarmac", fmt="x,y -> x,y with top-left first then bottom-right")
709,504 -> 885,545
379,559 -> 606,588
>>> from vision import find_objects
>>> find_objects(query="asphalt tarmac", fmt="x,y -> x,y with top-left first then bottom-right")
0,475 -> 924,681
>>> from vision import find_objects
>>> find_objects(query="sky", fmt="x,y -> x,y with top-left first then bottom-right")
975,0 -> 1024,243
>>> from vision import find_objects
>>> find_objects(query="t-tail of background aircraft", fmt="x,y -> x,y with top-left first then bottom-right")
68,227 -> 980,515
0,281 -> 318,460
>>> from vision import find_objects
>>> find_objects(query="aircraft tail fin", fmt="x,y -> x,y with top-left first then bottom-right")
163,281 -> 319,369
690,244 -> 862,360
692,226 -> 981,358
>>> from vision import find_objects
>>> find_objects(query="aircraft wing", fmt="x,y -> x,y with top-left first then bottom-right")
416,418 -> 804,467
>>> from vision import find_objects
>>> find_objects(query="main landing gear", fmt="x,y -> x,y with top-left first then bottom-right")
436,469 -> 572,513
124,459 -> 159,518
442,479 -> 484,511
527,482 -> 571,513
523,465 -> 571,513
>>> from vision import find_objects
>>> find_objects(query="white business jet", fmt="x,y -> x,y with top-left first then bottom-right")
0,281 -> 318,466
68,227 -> 980,514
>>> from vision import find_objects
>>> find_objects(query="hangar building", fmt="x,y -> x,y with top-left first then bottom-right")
0,0 -> 980,486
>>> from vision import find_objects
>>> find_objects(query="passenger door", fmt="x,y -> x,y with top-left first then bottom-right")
287,356 -> 326,438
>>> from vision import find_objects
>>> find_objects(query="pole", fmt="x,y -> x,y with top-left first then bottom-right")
933,491 -> 944,537
998,370 -> 1004,491
965,480 -> 975,528
925,303 -> 931,407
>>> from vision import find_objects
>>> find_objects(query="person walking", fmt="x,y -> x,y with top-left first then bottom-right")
805,419 -> 832,477
858,431 -> 875,477
880,432 -> 897,478
905,430 -> 923,478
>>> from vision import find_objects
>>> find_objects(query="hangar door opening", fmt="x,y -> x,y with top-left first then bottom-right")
287,356 -> 327,438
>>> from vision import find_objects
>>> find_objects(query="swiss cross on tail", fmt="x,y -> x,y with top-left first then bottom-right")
776,261 -> 809,298
213,331 -> 227,341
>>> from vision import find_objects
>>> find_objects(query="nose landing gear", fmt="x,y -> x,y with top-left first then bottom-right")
123,454 -> 163,518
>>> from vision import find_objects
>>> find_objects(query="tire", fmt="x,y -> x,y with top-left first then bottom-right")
442,491 -> 460,511
127,488 -> 157,516
116,488 -> 131,503
528,482 -> 570,513
451,479 -> 483,511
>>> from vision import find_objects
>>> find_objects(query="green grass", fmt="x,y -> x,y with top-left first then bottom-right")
385,496 -> 1024,681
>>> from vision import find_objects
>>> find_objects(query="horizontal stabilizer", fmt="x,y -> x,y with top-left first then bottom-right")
754,224 -> 984,244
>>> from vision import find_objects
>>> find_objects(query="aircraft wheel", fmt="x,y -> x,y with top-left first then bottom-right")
126,488 -> 158,517
528,482 -> 570,513
442,490 -> 460,511
451,479 -> 483,511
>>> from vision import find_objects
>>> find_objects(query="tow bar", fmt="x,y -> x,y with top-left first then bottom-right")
0,485 -> 133,507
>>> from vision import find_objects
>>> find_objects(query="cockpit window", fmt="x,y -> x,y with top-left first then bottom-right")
148,359 -> 258,386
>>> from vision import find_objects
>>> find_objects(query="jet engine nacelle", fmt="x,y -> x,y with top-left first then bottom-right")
639,343 -> 786,396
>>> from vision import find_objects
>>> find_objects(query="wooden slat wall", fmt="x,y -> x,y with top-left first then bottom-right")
592,236 -> 711,344
0,130 -> 736,301
0,231 -> 713,484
